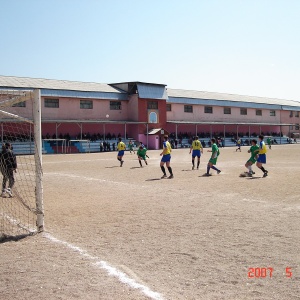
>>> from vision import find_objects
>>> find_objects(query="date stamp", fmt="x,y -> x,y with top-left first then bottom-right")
248,267 -> 293,278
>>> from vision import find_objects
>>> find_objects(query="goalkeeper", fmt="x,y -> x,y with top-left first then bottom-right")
137,145 -> 148,167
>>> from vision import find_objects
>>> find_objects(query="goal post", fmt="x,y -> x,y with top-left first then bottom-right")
0,88 -> 44,240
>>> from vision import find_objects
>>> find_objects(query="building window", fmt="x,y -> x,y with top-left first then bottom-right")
204,106 -> 213,114
296,111 -> 299,118
240,108 -> 247,115
166,104 -> 171,111
184,105 -> 193,113
256,109 -> 262,116
110,101 -> 121,110
80,100 -> 93,109
290,111 -> 293,117
149,112 -> 158,123
45,98 -> 59,108
224,107 -> 231,114
295,124 -> 300,130
147,101 -> 158,109
270,110 -> 276,116
12,101 -> 26,107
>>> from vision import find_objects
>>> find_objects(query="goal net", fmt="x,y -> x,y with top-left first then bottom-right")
0,89 -> 43,241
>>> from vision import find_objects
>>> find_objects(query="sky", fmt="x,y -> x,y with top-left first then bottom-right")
1,0 -> 300,101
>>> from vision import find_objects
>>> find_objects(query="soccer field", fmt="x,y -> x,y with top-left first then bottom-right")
1,145 -> 300,300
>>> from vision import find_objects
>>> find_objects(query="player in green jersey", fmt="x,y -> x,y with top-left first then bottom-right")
137,146 -> 148,167
244,139 -> 259,176
205,138 -> 221,176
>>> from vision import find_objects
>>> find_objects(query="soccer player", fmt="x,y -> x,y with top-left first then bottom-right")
244,139 -> 259,176
117,137 -> 126,167
255,135 -> 268,177
267,137 -> 272,149
137,145 -> 148,167
189,136 -> 203,170
160,135 -> 174,179
236,138 -> 241,152
139,141 -> 150,158
128,140 -> 135,154
205,138 -> 221,176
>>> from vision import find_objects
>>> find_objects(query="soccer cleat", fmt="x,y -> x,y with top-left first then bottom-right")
1,189 -> 6,197
204,173 -> 212,176
161,174 -> 167,179
168,174 -> 174,179
145,161 -> 148,165
217,170 -> 221,174
120,161 -> 124,167
263,171 -> 268,177
6,188 -> 12,198
192,166 -> 194,170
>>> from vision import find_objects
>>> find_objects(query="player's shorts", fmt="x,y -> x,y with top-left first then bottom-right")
161,154 -> 171,163
209,157 -> 218,165
257,154 -> 266,164
138,155 -> 146,160
247,156 -> 257,164
118,150 -> 125,156
192,150 -> 201,158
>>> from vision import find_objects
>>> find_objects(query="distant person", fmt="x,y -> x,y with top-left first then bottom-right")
236,138 -> 241,152
255,135 -> 268,177
243,139 -> 259,177
205,138 -> 221,176
189,136 -> 203,170
137,145 -> 148,167
128,140 -> 135,154
160,135 -> 174,179
0,143 -> 17,197
117,137 -> 126,167
267,137 -> 272,149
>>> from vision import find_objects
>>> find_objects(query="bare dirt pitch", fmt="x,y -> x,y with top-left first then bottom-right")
1,144 -> 300,300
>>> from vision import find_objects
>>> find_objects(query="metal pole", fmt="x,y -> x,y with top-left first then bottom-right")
146,123 -> 149,148
125,122 -> 127,141
33,89 -> 44,232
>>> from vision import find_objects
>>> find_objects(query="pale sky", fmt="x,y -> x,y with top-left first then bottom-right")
1,0 -> 300,101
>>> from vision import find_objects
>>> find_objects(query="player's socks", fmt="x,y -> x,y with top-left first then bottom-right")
260,166 -> 266,173
139,160 -> 142,167
167,166 -> 173,176
161,166 -> 166,175
211,166 -> 220,172
206,164 -> 210,174
117,158 -> 121,161
197,161 -> 200,169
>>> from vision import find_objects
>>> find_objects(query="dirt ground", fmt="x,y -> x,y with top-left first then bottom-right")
1,144 -> 300,300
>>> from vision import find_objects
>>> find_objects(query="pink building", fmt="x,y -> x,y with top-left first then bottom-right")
0,75 -> 299,149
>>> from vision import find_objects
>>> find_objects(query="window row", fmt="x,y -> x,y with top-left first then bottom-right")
178,105 -> 280,117
42,99 -> 123,110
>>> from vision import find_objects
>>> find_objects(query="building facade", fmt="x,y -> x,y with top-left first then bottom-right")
0,75 -> 299,149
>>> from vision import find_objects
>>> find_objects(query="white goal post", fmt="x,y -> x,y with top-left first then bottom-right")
0,89 -> 44,240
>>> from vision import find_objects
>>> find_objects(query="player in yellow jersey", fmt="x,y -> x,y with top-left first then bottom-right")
160,135 -> 174,179
189,136 -> 203,170
255,135 -> 268,177
117,137 -> 126,167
